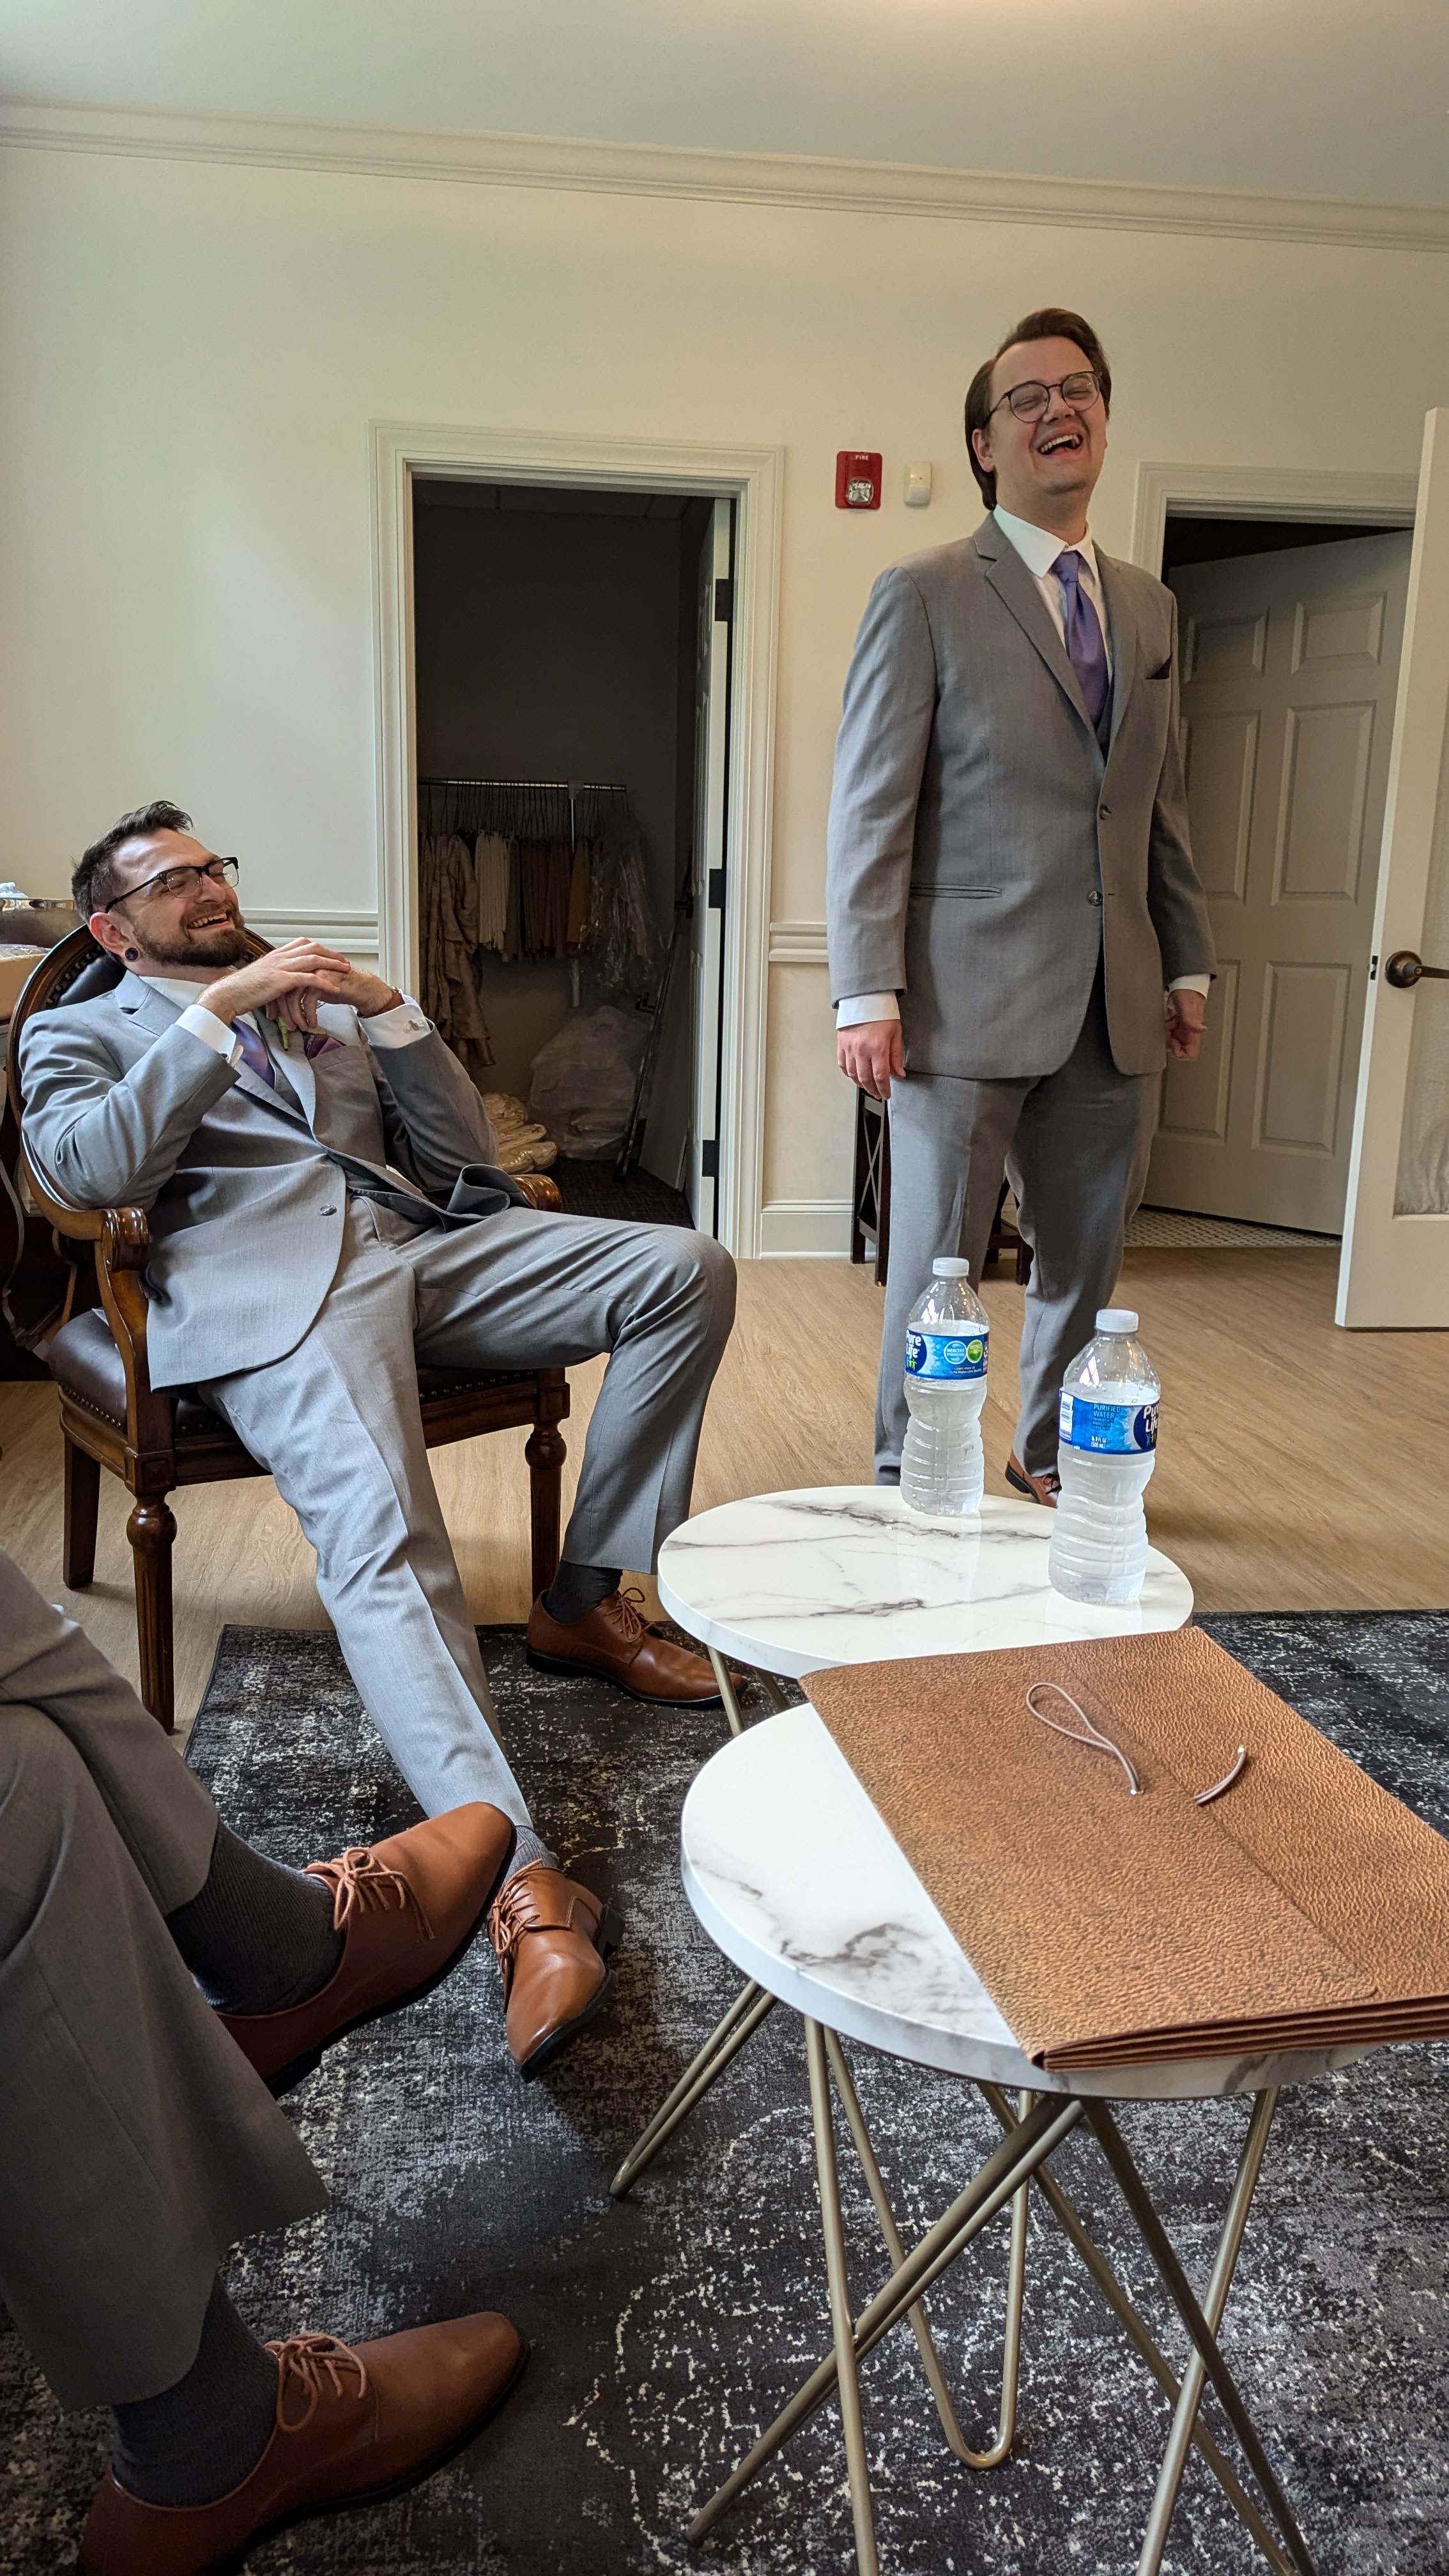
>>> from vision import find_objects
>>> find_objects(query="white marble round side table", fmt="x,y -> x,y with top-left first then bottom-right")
670,1707 -> 1355,2576
656,1487 -> 1193,1706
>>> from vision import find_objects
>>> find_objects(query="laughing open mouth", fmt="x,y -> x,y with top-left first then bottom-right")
1038,429 -> 1084,457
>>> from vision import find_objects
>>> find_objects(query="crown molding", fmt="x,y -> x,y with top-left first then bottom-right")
3,98 -> 1447,256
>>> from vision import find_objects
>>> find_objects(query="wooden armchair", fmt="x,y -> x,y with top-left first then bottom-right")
6,928 -> 570,1730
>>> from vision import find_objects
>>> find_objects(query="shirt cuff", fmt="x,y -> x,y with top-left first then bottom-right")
360,993 -> 431,1048
1167,974 -> 1212,997
177,1002 -> 243,1064
835,992 -> 901,1028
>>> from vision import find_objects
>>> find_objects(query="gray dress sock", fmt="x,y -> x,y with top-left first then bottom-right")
542,1561 -> 622,1625
166,1822 -> 344,2015
506,1827 -> 556,1878
112,2279 -> 278,2507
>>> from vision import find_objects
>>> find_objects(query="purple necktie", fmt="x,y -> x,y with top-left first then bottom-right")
231,1017 -> 275,1086
1054,549 -> 1110,731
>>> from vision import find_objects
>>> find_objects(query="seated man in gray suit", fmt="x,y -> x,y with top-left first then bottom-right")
20,801 -> 737,2075
0,1543 -> 525,2576
827,307 -> 1213,1501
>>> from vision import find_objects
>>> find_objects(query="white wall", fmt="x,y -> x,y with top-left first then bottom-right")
3,135 -> 1447,1247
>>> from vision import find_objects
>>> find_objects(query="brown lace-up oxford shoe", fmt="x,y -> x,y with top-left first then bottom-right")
487,1861 -> 622,2078
525,1586 -> 723,1706
221,1804 -> 516,2096
78,2312 -> 527,2576
1005,1453 -> 1061,1508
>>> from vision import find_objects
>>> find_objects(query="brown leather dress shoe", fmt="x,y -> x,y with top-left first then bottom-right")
1006,1452 -> 1061,1507
487,1862 -> 622,2079
221,1804 -> 516,2096
78,2312 -> 527,2576
525,1586 -> 723,1705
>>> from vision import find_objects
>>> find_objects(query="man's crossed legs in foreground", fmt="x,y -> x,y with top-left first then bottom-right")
0,1548 -> 532,2575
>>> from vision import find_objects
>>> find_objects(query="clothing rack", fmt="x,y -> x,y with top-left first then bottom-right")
418,776 -> 631,845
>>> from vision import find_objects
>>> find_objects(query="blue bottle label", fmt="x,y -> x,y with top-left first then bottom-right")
905,1326 -> 988,1382
1059,1393 -> 1158,1453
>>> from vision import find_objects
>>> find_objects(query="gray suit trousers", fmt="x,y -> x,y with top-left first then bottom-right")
204,1201 -> 736,1825
878,968 -> 1157,1478
0,1560 -> 325,2407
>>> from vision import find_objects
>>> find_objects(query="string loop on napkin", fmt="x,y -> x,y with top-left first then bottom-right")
1025,1682 -> 1140,1797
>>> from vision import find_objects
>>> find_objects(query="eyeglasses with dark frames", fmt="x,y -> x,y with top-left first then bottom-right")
988,369 -> 1102,425
102,855 -> 240,911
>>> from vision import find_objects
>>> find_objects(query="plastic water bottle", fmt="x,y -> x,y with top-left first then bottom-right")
900,1258 -> 990,1516
1048,1308 -> 1160,1605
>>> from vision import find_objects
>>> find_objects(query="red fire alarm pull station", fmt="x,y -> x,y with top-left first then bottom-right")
836,451 -> 882,510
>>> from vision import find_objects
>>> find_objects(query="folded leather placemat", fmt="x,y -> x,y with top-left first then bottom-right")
807,1627 -> 1449,2069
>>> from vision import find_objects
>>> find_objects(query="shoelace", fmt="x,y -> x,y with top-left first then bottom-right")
305,1844 -> 433,1941
266,2333 -> 369,2434
608,1584 -> 656,1642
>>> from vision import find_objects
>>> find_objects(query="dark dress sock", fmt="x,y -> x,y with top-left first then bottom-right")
542,1561 -> 622,1625
112,2279 -> 278,2507
166,1821 -> 344,2015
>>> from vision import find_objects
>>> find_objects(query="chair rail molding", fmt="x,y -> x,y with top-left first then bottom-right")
371,420 -> 782,1261
769,919 -> 829,966
6,102 -> 1449,256
1130,463 -> 1420,575
247,906 -> 380,964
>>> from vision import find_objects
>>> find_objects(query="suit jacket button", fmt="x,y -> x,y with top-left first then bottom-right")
1087,889 -> 1103,906
320,1204 -> 337,1215
1098,803 -> 1111,818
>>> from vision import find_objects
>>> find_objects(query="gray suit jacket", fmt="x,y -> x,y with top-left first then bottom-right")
825,516 -> 1215,1079
19,976 -> 523,1389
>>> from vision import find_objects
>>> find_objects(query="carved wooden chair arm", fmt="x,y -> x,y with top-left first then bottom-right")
18,1148 -> 172,1457
516,1172 -> 563,1212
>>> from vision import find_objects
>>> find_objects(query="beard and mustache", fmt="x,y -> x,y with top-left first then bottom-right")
126,910 -> 253,970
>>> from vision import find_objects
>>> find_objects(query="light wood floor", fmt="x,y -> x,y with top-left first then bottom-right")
1,1246 -> 1444,1733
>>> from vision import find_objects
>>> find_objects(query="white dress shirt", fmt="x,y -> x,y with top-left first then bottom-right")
836,505 -> 1209,1026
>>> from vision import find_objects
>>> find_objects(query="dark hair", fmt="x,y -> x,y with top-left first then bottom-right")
964,309 -> 1112,510
72,800 -> 193,919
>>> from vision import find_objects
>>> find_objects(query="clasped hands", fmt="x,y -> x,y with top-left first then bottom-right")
199,939 -> 402,1036
838,988 -> 1206,1100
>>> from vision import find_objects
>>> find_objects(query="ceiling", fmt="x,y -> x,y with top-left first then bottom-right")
1,0 -> 1445,211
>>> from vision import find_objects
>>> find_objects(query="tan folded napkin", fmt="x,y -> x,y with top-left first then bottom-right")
807,1628 -> 1449,2069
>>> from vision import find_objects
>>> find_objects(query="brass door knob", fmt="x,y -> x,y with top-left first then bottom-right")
1384,950 -> 1449,989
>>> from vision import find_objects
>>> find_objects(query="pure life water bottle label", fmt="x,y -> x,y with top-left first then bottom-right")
905,1327 -> 988,1382
1059,1393 -> 1158,1453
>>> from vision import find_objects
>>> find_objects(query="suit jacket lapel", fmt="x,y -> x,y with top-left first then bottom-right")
1097,552 -> 1138,754
974,519 -> 1094,735
118,975 -> 310,1125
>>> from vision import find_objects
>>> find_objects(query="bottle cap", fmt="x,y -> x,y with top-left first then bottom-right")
932,1257 -> 972,1277
1096,1307 -> 1138,1333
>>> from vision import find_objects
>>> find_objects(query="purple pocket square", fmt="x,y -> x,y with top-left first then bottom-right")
302,1031 -> 344,1059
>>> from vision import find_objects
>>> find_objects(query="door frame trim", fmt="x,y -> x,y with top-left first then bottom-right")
370,420 -> 783,1259
1129,461 -> 1418,576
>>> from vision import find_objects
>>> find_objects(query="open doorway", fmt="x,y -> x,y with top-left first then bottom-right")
410,478 -> 729,1230
1138,510 -> 1415,1244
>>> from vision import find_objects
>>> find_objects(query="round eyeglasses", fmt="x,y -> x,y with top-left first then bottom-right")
988,370 -> 1102,425
103,855 -> 240,910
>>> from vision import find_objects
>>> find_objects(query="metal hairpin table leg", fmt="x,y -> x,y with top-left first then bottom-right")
1087,2097 -> 1315,2576
825,2032 -> 1027,2469
689,2092 -> 1084,2550
710,1648 -> 748,1736
611,1979 -> 776,2197
978,2085 -> 1299,2576
806,2020 -> 880,2576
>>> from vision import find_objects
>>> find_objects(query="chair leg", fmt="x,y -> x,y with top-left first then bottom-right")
525,1417 -> 567,1602
127,1496 -> 177,1732
63,1439 -> 101,1590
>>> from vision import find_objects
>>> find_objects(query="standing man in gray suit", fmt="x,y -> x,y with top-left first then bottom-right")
827,307 -> 1213,1501
21,802 -> 737,2074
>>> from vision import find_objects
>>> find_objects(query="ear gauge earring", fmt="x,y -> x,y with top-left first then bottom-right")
124,948 -> 139,962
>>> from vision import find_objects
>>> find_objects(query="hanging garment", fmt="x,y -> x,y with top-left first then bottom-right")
586,815 -> 663,999
418,831 -> 494,1074
475,832 -> 514,954
567,841 -> 592,952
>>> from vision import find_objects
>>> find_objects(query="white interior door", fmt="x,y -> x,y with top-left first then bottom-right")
685,498 -> 733,1233
1149,532 -> 1411,1232
1338,411 -> 1449,1326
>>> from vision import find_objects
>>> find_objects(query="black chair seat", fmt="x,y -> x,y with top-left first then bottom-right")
49,1307 -> 542,1443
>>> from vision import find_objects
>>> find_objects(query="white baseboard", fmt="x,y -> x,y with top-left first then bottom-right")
759,1198 -> 854,1257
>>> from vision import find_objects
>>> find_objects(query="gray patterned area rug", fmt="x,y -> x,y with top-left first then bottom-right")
4,1614 -> 1449,2574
